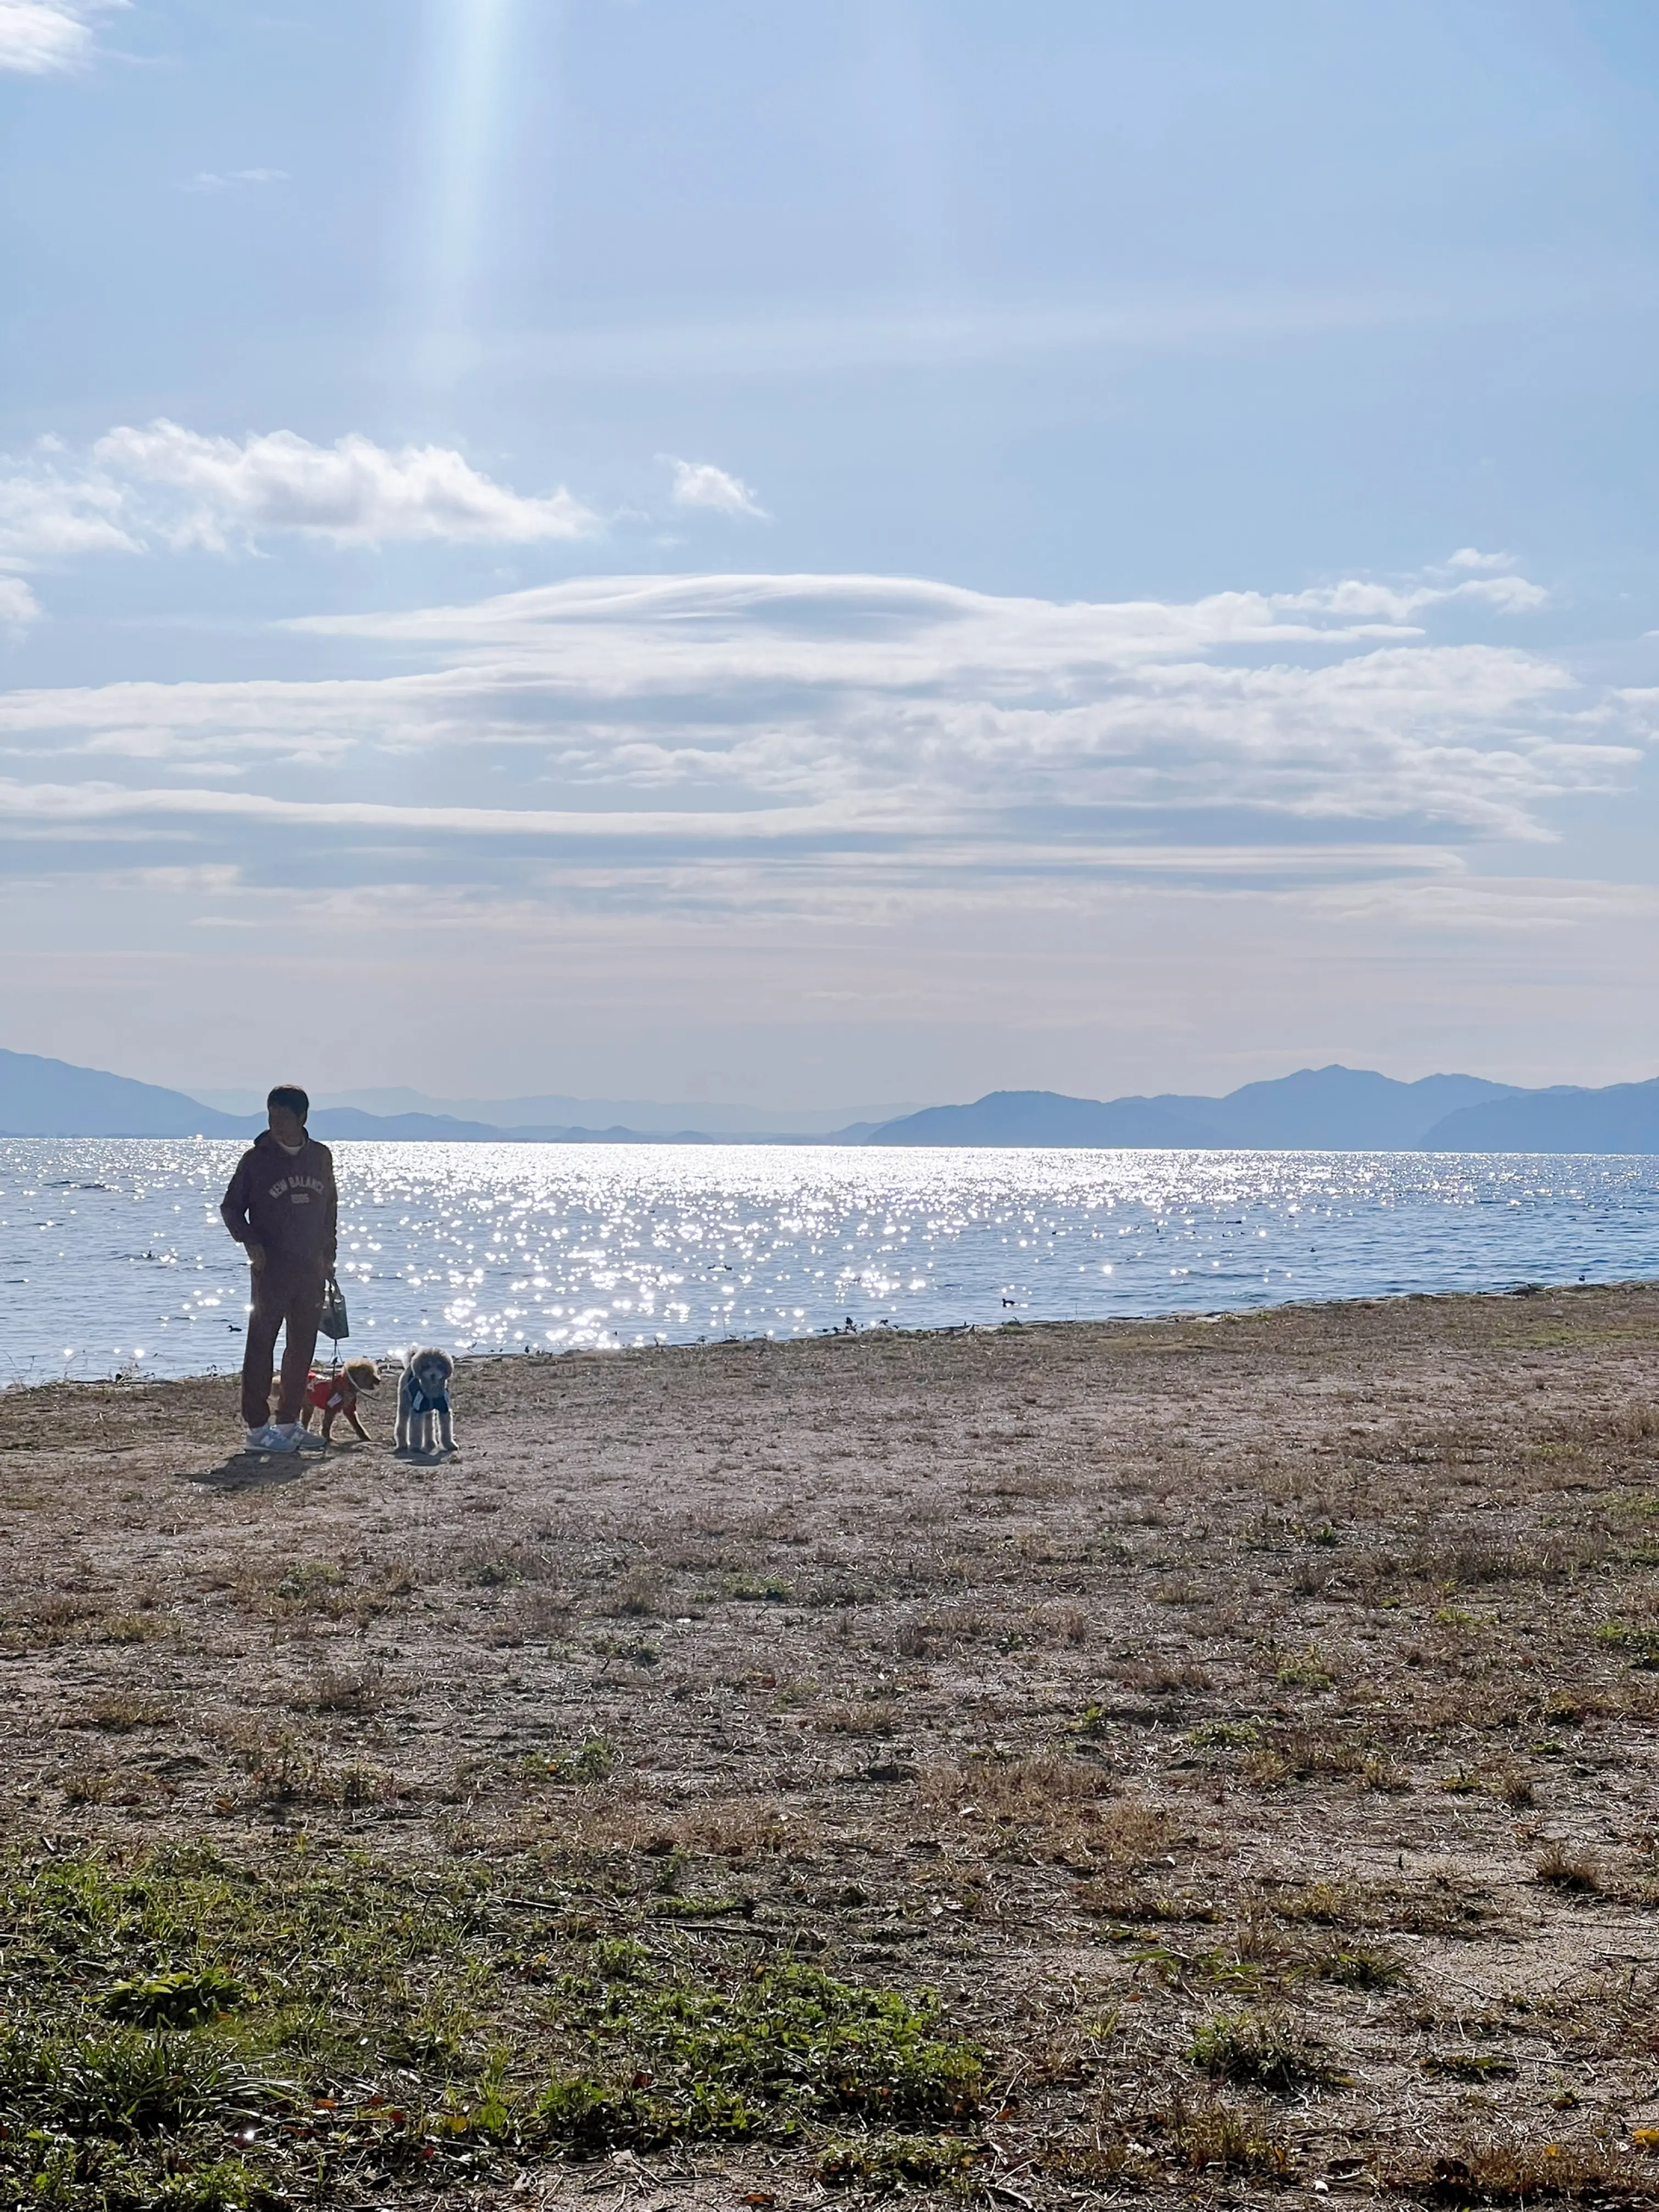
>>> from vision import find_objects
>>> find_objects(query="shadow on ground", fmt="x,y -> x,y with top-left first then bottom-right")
186,1450 -> 319,1491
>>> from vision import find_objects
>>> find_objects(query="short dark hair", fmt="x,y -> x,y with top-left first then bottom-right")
267,1084 -> 309,1120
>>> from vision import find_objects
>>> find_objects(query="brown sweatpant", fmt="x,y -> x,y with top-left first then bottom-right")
240,1263 -> 325,1430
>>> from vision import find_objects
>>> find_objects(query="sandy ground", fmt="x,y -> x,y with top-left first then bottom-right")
1,1283 -> 1658,2205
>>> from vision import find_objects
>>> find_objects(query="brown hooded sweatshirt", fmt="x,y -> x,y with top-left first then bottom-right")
220,1130 -> 338,1277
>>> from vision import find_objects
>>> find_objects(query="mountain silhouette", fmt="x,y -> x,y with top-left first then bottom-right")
867,1066 -> 1521,1149
0,1048 -> 252,1138
1420,1078 -> 1659,1152
4,1047 -> 1654,1151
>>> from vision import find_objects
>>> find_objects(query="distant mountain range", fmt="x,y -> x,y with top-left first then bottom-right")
1424,1080 -> 1659,1153
867,1064 -> 1659,1151
1,1047 -> 1656,1152
0,1050 -> 254,1140
0,1049 -> 890,1145
185,1083 -> 914,1138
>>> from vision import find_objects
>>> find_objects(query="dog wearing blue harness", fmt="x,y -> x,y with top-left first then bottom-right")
395,1346 -> 457,1457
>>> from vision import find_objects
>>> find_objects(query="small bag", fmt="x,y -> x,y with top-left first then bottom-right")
319,1275 -> 350,1343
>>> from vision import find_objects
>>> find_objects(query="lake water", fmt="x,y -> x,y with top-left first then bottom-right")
1,1138 -> 1655,1386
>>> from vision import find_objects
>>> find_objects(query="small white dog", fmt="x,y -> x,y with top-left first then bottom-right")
395,1346 -> 457,1456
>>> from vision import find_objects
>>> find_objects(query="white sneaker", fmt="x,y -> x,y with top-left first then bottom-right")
250,1424 -> 301,1455
245,1424 -> 281,1450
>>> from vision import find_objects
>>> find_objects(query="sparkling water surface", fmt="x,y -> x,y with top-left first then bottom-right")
1,1138 -> 1655,1386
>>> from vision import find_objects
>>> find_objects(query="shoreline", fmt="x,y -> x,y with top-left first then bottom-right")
0,1281 -> 1656,2204
4,1269 -> 1656,1397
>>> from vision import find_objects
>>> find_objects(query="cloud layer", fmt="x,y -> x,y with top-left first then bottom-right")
0,564 -> 1644,920
1,555 -> 1650,1098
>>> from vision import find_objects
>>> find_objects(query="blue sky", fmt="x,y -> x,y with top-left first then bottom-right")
1,0 -> 1655,1107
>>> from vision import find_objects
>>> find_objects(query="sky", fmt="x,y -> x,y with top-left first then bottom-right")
1,0 -> 1656,1110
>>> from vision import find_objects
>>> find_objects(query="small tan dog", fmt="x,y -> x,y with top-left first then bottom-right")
270,1357 -> 381,1442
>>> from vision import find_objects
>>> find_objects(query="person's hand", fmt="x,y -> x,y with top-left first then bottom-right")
247,1242 -> 267,1274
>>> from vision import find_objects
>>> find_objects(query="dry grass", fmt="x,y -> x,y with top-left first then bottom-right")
1,1282 -> 1658,2207
1534,1841 -> 1602,1893
284,1663 -> 386,1715
74,1692 -> 171,1732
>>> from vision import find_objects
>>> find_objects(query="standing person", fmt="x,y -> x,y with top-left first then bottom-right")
220,1084 -> 338,1454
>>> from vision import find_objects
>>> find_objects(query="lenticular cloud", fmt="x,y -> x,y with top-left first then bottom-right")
0,563 -> 1645,866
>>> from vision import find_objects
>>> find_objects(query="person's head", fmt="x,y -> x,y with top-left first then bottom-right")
267,1084 -> 309,1149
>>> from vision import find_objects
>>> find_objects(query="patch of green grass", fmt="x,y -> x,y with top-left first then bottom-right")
722,1574 -> 795,1603
1595,1620 -> 1659,1668
1189,2009 -> 1347,2092
814,2130 -> 985,2189
101,1967 -> 247,2027
592,1937 -> 652,1980
1302,1943 -> 1408,1991
590,1634 -> 662,1666
541,1963 -> 983,2146
648,1894 -> 754,1921
1423,2050 -> 1518,2081
1184,1720 -> 1261,1749
0,2020 -> 283,2137
0,1843 -> 982,2204
522,1735 -> 615,1784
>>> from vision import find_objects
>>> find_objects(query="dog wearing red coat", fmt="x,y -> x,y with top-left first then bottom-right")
273,1356 -> 381,1442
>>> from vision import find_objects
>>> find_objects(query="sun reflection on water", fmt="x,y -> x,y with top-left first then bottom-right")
0,1139 -> 1654,1385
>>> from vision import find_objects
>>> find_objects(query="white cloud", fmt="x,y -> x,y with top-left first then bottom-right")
92,421 -> 597,548
662,455 -> 768,519
1306,874 -> 1659,935
0,0 -> 121,74
295,565 -> 1549,672
1446,547 -> 1517,572
0,423 -> 595,568
0,563 -> 1640,869
0,575 -> 41,633
183,168 -> 291,192
0,458 -> 141,562
0,776 -> 829,841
